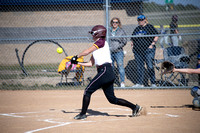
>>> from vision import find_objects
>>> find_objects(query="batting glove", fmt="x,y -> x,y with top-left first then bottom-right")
71,55 -> 78,64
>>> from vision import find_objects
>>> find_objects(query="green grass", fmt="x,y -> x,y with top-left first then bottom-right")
0,65 -> 21,71
0,82 -> 86,90
0,63 -> 60,79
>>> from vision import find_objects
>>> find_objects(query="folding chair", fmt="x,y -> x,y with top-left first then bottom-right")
56,56 -> 85,86
155,46 -> 190,86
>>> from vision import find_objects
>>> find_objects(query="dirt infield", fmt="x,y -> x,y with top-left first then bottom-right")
0,89 -> 199,133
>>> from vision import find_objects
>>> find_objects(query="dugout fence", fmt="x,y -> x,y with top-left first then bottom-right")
0,0 -> 200,90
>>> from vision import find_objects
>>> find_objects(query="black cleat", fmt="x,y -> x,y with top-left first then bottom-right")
132,104 -> 142,117
74,114 -> 87,120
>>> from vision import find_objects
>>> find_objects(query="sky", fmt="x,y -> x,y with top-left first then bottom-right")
148,0 -> 200,8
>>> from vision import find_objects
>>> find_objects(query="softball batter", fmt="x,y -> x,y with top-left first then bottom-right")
71,25 -> 142,120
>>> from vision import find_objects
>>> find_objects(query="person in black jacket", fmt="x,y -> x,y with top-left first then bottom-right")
131,15 -> 159,88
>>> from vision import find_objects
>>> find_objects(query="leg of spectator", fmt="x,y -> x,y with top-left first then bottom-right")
146,48 -> 156,86
115,51 -> 125,86
135,52 -> 145,86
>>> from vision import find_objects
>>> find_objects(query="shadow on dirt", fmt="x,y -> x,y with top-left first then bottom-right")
61,109 -> 129,117
150,104 -> 200,111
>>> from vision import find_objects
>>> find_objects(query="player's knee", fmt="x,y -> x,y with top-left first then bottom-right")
107,97 -> 118,104
84,91 -> 92,97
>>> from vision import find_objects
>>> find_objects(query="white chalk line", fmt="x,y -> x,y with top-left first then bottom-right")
0,110 -> 54,118
147,112 -> 180,118
0,108 -> 180,119
0,108 -> 180,133
0,108 -> 131,133
37,119 -> 64,124
25,121 -> 94,133
165,114 -> 179,118
99,108 -> 180,118
26,117 -> 130,133
0,113 -> 24,118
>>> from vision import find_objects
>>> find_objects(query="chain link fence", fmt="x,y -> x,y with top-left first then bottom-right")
0,0 -> 200,90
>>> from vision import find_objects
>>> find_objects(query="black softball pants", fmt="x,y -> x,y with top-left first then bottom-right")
80,63 -> 136,115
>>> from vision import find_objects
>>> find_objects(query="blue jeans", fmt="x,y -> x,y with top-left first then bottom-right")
111,51 -> 125,83
134,47 -> 156,85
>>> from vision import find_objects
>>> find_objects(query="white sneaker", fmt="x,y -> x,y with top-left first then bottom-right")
151,84 -> 157,88
132,84 -> 144,87
120,83 -> 125,87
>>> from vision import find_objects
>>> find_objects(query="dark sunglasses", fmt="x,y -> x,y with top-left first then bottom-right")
137,18 -> 145,21
112,21 -> 119,24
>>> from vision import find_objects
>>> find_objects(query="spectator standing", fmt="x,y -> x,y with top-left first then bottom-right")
197,54 -> 200,86
159,25 -> 168,49
131,15 -> 159,87
169,15 -> 181,46
109,17 -> 127,87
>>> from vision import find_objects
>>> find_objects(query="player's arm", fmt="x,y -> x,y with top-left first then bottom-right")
149,25 -> 159,48
78,55 -> 95,67
175,28 -> 179,34
149,36 -> 159,48
77,45 -> 97,58
130,29 -> 137,47
153,36 -> 159,43
173,68 -> 200,74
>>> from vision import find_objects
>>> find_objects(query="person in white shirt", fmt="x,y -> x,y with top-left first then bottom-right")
71,25 -> 142,120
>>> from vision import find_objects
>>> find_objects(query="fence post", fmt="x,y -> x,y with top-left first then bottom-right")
105,0 -> 110,44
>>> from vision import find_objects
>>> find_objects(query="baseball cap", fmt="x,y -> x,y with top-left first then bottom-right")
137,15 -> 146,21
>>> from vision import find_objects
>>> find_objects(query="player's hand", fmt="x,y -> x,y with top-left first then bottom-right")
71,55 -> 78,64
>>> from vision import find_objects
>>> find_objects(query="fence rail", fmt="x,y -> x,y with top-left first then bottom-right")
0,0 -> 199,90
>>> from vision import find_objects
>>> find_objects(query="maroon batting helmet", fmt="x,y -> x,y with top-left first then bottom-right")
89,25 -> 107,40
